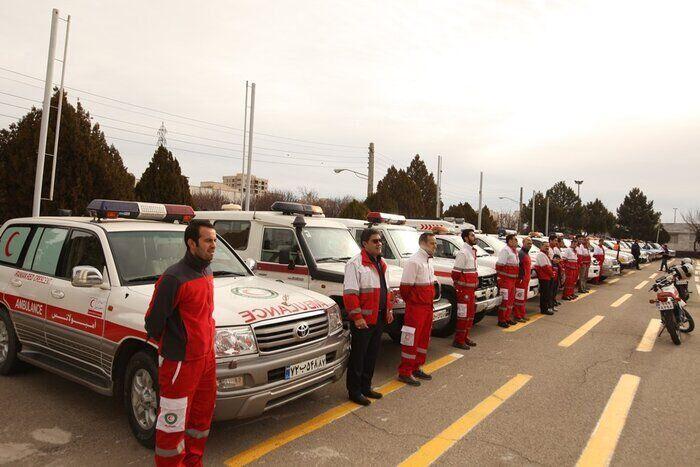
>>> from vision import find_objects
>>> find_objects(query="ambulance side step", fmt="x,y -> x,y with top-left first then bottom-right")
18,350 -> 113,396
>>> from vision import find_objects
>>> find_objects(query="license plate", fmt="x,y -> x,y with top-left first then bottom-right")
656,300 -> 674,311
433,308 -> 451,321
285,355 -> 326,380
676,280 -> 688,285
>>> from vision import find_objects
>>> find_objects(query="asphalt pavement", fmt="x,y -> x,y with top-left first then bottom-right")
1,261 -> 698,466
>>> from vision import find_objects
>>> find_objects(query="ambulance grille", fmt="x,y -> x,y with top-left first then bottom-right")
479,274 -> 497,289
253,310 -> 328,354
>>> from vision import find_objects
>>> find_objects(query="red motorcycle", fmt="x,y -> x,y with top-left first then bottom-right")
649,275 -> 694,345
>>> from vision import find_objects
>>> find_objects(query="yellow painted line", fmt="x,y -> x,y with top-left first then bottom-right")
648,273 -> 657,279
502,313 -> 545,332
634,280 -> 649,290
576,374 -> 641,467
558,316 -> 605,347
224,353 -> 463,466
610,294 -> 632,308
636,319 -> 662,352
398,374 -> 532,467
570,289 -> 597,302
607,278 -> 620,284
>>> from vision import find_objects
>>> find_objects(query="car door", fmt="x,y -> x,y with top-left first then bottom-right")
43,228 -> 110,375
256,227 -> 310,288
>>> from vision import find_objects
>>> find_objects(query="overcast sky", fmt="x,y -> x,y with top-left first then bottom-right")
2,0 -> 698,222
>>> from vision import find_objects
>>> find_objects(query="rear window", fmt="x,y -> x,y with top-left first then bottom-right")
0,226 -> 31,266
214,220 -> 251,250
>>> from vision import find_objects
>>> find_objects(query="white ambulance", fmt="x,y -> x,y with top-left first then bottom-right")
195,203 -> 453,343
0,200 -> 349,447
332,213 -> 501,335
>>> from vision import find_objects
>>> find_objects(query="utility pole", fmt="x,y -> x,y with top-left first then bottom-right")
244,82 -> 256,211
367,142 -> 374,199
574,180 -> 583,199
477,171 -> 483,230
240,81 -> 249,204
518,186 -> 523,233
531,190 -> 536,232
436,155 -> 442,218
673,207 -> 678,223
47,13 -> 70,202
156,122 -> 167,147
33,9 -> 60,217
545,196 -> 550,236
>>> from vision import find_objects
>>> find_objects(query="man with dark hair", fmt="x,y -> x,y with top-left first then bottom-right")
452,229 -> 479,349
549,235 -> 562,306
398,232 -> 437,386
145,219 -> 217,466
343,228 -> 394,405
631,240 -> 641,269
562,238 -> 580,300
495,234 -> 519,328
575,236 -> 591,293
660,243 -> 670,272
513,237 -> 533,322
535,242 -> 555,315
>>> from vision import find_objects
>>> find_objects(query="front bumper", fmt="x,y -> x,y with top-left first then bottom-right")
603,264 -> 621,276
476,285 -> 502,312
393,297 -> 452,330
213,329 -> 350,421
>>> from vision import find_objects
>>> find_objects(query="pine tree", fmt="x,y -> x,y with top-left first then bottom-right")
616,188 -> 661,239
519,191 -> 547,233
583,199 -> 616,235
339,199 -> 369,219
443,202 -> 478,225
135,145 -> 192,205
480,205 -> 498,234
367,166 -> 423,217
406,155 -> 437,218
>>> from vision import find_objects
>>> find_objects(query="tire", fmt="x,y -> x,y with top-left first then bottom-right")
679,310 -> 694,334
124,351 -> 159,448
663,309 -> 681,345
0,308 -> 22,376
432,289 -> 456,338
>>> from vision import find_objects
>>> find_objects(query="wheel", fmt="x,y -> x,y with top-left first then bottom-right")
0,308 -> 22,375
679,310 -> 694,333
662,309 -> 681,345
432,289 -> 456,337
124,351 -> 159,448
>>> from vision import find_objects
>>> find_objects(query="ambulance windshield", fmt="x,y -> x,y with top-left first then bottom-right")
389,229 -> 421,257
302,227 -> 360,263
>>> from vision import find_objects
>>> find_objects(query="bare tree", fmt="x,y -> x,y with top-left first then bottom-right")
680,209 -> 700,251
251,189 -> 297,211
494,210 -> 518,230
191,191 -> 230,211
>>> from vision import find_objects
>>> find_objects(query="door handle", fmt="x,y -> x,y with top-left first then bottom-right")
50,289 -> 65,299
10,278 -> 22,287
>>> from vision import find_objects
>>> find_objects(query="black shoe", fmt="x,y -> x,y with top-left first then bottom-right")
452,341 -> 470,350
362,390 -> 383,399
349,393 -> 371,406
413,369 -> 433,380
516,318 -> 527,323
541,309 -> 554,315
554,301 -> 561,306
497,321 -> 510,328
398,374 -> 421,386
508,320 -> 518,326
466,339 -> 477,347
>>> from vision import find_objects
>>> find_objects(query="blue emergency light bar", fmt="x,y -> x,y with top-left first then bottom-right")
87,199 -> 195,223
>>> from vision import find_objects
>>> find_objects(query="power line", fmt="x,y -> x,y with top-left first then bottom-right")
0,101 -> 33,110
0,90 -> 41,103
0,112 -> 22,120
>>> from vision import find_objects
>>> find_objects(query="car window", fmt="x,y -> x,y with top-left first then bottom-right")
435,238 -> 457,259
30,227 -> 69,275
214,220 -> 251,250
352,229 -> 395,259
0,225 -> 32,266
261,228 -> 305,265
58,230 -> 106,279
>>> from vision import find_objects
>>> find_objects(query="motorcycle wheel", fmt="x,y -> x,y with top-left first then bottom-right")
663,309 -> 681,345
679,310 -> 694,333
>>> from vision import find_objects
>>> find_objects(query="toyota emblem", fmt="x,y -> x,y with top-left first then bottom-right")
295,322 -> 310,339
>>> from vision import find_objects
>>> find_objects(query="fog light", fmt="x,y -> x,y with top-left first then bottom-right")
218,376 -> 245,390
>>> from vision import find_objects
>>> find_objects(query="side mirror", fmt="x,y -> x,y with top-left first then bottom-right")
72,266 -> 104,288
484,247 -> 495,254
244,258 -> 257,271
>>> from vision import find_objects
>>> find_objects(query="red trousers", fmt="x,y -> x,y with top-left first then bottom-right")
497,276 -> 517,323
563,265 -> 578,298
454,282 -> 477,345
398,304 -> 433,376
513,276 -> 530,319
156,353 -> 217,467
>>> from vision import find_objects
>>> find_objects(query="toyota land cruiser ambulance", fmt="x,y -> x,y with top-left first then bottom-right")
195,203 -> 452,344
0,200 -> 349,447
332,213 -> 501,336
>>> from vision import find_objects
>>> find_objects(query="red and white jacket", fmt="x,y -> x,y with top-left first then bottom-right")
496,246 -> 519,279
400,248 -> 436,306
592,245 -> 605,264
451,244 -> 478,289
576,244 -> 591,266
534,251 -> 554,280
562,247 -> 580,271
343,250 -> 393,325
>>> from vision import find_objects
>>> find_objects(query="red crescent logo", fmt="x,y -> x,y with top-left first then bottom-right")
4,232 -> 20,257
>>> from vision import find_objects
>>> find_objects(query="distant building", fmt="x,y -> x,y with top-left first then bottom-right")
190,181 -> 239,203
662,223 -> 698,251
223,173 -> 269,198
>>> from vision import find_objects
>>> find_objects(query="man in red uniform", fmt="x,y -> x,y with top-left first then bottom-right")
592,240 -> 606,283
145,220 -> 217,466
513,237 -> 532,322
496,234 -> 520,328
576,236 -> 591,293
398,232 -> 437,386
534,242 -> 555,315
452,229 -> 479,350
562,239 -> 579,300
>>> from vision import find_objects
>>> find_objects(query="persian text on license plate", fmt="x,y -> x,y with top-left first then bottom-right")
285,355 -> 327,380
656,300 -> 674,311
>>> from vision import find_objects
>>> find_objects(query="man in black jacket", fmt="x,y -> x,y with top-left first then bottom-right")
631,240 -> 641,270
660,244 -> 670,271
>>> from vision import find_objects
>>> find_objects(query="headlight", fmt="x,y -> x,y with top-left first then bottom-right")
391,287 -> 406,308
326,303 -> 343,333
215,326 -> 257,358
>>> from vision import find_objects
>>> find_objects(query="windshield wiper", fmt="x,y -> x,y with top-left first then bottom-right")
127,275 -> 161,283
315,256 -> 352,263
213,271 -> 246,277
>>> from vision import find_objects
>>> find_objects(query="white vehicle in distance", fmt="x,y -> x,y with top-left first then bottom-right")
599,240 -> 636,268
196,203 -> 453,344
0,200 -> 349,447
333,213 -> 501,335
473,234 -> 540,299
405,218 -> 475,235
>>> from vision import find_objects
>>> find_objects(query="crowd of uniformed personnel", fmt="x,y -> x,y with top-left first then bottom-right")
342,228 -> 612,405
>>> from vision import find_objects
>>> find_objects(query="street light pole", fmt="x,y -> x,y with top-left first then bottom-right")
673,207 -> 678,223
518,186 -> 523,233
574,180 -> 583,199
531,190 -> 536,233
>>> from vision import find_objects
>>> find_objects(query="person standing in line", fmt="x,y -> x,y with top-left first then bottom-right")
343,228 -> 394,406
660,243 -> 670,272
575,236 -> 591,293
452,229 -> 479,350
534,242 -> 555,315
592,240 -> 606,283
562,239 -> 580,300
495,234 -> 520,328
631,240 -> 641,269
513,237 -> 533,322
398,232 -> 437,386
549,235 -> 563,307
613,239 -> 621,261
